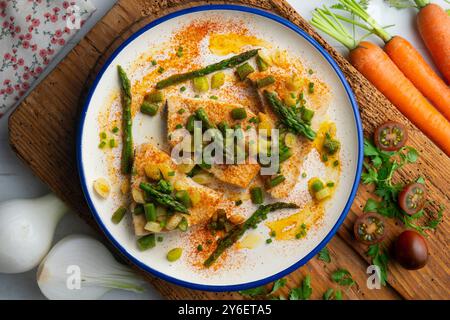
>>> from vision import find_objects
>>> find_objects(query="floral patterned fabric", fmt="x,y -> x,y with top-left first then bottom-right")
0,0 -> 95,117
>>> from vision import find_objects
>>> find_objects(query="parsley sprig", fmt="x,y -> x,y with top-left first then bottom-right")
366,243 -> 389,286
318,246 -> 331,263
362,139 -> 443,235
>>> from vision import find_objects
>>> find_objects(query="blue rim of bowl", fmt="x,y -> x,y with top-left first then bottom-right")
77,4 -> 363,292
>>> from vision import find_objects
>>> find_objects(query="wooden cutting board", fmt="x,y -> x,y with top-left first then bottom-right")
8,0 -> 449,300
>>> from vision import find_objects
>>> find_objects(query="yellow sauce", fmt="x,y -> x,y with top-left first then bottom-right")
237,233 -> 262,249
266,203 -> 324,240
313,121 -> 340,168
209,33 -> 270,56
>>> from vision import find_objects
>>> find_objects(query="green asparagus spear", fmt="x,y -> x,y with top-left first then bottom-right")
156,49 -> 260,89
263,91 -> 316,141
204,202 -> 298,267
117,65 -> 134,174
139,182 -> 188,214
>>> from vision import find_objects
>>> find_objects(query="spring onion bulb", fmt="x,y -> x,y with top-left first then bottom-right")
0,193 -> 67,274
37,235 -> 146,300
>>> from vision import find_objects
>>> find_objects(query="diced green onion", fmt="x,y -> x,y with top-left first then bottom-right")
308,82 -> 315,94
111,206 -> 127,224
158,66 -> 164,73
235,199 -> 243,206
151,60 -> 157,66
175,190 -> 192,208
98,141 -> 106,149
112,126 -> 119,133
157,236 -> 164,242
250,187 -> 264,204
211,72 -> 225,89
266,238 -> 272,244
197,244 -> 203,251
315,188 -> 331,201
266,175 -> 286,189
180,86 -> 186,92
230,108 -> 247,120
327,181 -> 335,188
302,108 -> 315,123
311,179 -> 324,192
256,76 -> 275,88
167,248 -> 182,262
145,90 -> 164,103
178,217 -> 188,232
178,108 -> 185,114
236,62 -> 254,80
175,124 -> 183,129
256,55 -> 269,71
109,139 -> 116,148
144,203 -> 157,222
193,76 -> 209,92
100,131 -> 107,139
140,101 -> 159,116
137,234 -> 156,251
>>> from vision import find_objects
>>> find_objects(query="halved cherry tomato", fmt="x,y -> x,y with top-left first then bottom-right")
374,122 -> 408,151
353,213 -> 385,245
398,183 -> 426,215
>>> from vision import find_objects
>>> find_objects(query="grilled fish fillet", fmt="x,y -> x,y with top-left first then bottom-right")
247,71 -> 330,199
130,143 -> 236,236
166,96 -> 260,188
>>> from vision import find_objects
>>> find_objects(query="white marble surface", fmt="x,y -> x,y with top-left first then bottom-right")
0,0 -> 446,300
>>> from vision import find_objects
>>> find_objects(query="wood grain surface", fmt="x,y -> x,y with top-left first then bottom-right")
8,0 -> 449,300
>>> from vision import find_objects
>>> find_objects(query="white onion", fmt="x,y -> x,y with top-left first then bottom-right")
0,193 -> 67,273
37,234 -> 146,300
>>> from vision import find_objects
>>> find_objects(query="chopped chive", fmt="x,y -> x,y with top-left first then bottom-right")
206,239 -> 212,245
210,95 -> 218,100
197,244 -> 203,251
270,231 -> 276,237
112,126 -> 119,134
194,94 -> 200,98
177,108 -> 185,114
327,181 -> 335,188
308,69 -> 314,75
157,236 -> 164,242
235,199 -> 243,206
176,46 -> 183,57
180,86 -> 186,92
109,139 -> 116,148
158,66 -> 165,74
100,131 -> 107,139
111,206 -> 127,224
333,160 -> 339,167
151,60 -> 157,66
175,124 -> 183,129
302,172 -> 307,178
322,154 -> 329,162
168,171 -> 175,177
246,125 -> 251,130
266,238 -> 272,244
98,141 -> 106,149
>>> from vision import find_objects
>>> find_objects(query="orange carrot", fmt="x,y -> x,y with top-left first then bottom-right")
416,2 -> 450,84
350,41 -> 450,156
384,36 -> 450,121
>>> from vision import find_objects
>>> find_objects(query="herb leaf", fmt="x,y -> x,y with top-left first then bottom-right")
270,278 -> 287,294
318,247 -> 331,263
289,274 -> 312,300
331,269 -> 355,287
323,288 -> 343,300
239,286 -> 267,297
366,244 -> 389,286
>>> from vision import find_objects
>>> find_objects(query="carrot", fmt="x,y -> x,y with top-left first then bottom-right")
384,36 -> 450,121
335,0 -> 450,120
349,41 -> 450,156
416,2 -> 450,84
311,6 -> 450,156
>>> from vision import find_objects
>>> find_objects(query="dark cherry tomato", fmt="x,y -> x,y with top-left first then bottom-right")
374,122 -> 408,151
399,183 -> 426,215
395,230 -> 428,270
353,213 -> 386,245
